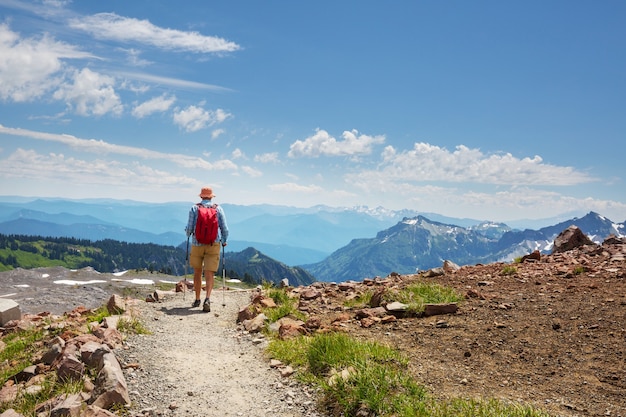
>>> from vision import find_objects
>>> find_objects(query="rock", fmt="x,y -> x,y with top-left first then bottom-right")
300,288 -> 321,300
442,260 -> 461,273
56,355 -> 85,382
91,352 -> 131,409
385,302 -> 409,312
279,278 -> 290,288
0,385 -> 18,404
0,409 -> 24,417
423,267 -> 445,277
49,393 -> 86,417
237,304 -> 258,323
552,225 -> 595,254
369,288 -> 386,308
277,318 -> 307,340
14,365 -> 37,382
0,299 -> 21,326
92,327 -> 124,349
41,337 -> 65,365
521,250 -> 541,263
243,313 -> 267,333
101,315 -> 120,330
80,341 -> 111,368
106,295 -> 126,315
424,303 -> 458,316
354,307 -> 387,319
259,297 -> 277,308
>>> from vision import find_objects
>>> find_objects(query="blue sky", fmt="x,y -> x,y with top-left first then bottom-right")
1,0 -> 625,223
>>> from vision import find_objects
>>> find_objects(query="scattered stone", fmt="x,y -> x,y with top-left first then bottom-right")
424,303 -> 458,316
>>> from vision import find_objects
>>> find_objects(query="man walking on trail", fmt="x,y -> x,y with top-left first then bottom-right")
185,186 -> 229,312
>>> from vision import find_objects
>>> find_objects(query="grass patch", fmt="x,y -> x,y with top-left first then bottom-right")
0,327 -> 46,382
384,282 -> 464,315
502,265 -> 518,275
262,287 -> 307,323
84,305 -> 111,324
343,290 -> 373,309
267,332 -> 551,417
117,316 -> 151,335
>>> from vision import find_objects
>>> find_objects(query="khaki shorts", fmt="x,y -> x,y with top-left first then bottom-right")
189,243 -> 221,272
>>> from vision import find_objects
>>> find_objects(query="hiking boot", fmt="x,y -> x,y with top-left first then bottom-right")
203,298 -> 211,312
191,299 -> 201,308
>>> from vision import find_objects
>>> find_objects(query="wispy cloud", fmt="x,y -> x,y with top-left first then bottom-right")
268,182 -> 324,193
0,148 -> 197,186
0,124 -> 237,170
132,94 -> 176,118
115,71 -> 233,92
68,13 -> 241,53
288,129 -> 385,158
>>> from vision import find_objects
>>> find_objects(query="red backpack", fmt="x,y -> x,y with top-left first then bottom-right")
195,203 -> 219,244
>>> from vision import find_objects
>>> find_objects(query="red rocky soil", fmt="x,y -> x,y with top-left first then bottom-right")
290,236 -> 626,417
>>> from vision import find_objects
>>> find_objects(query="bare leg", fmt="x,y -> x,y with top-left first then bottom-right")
205,270 -> 215,299
193,268 -> 203,301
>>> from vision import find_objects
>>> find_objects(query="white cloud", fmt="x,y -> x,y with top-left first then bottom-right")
0,124 -> 237,170
231,148 -> 245,159
268,182 -> 323,193
115,71 -> 232,92
254,152 -> 279,164
53,68 -> 123,116
212,129 -> 225,139
352,142 -> 595,186
241,165 -> 262,178
0,23 -> 94,102
68,13 -> 241,53
288,128 -> 385,158
173,105 -> 232,132
132,94 -> 176,118
122,48 -> 152,67
0,148 -> 197,186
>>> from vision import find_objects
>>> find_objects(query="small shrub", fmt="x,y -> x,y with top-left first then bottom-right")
502,265 -> 518,275
117,316 -> 150,335
343,290 -> 373,308
262,287 -> 307,323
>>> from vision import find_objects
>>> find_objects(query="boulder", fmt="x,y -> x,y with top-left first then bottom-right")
552,225 -> 595,254
0,299 -> 21,326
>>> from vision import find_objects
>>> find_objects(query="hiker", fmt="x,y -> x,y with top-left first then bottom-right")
185,186 -> 229,312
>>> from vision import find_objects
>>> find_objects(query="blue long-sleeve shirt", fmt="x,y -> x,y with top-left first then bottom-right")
185,199 -> 229,246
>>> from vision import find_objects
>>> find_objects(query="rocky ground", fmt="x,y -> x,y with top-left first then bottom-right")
1,231 -> 625,416
291,236 -> 625,417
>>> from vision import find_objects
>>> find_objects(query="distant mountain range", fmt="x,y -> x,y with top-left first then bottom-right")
304,212 -> 625,282
0,197 -> 623,284
0,198 -> 426,265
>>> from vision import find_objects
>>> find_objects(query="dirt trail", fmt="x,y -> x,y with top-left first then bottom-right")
116,289 -> 324,417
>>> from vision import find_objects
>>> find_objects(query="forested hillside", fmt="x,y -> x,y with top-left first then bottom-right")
0,234 -> 315,286
0,234 -> 185,275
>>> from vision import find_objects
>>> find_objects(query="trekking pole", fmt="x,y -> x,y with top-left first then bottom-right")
183,236 -> 190,300
221,244 -> 226,307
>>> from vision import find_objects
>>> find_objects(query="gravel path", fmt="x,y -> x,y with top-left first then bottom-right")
115,288 -> 326,417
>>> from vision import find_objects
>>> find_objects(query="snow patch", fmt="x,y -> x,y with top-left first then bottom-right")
54,279 -> 107,285
111,278 -> 155,285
